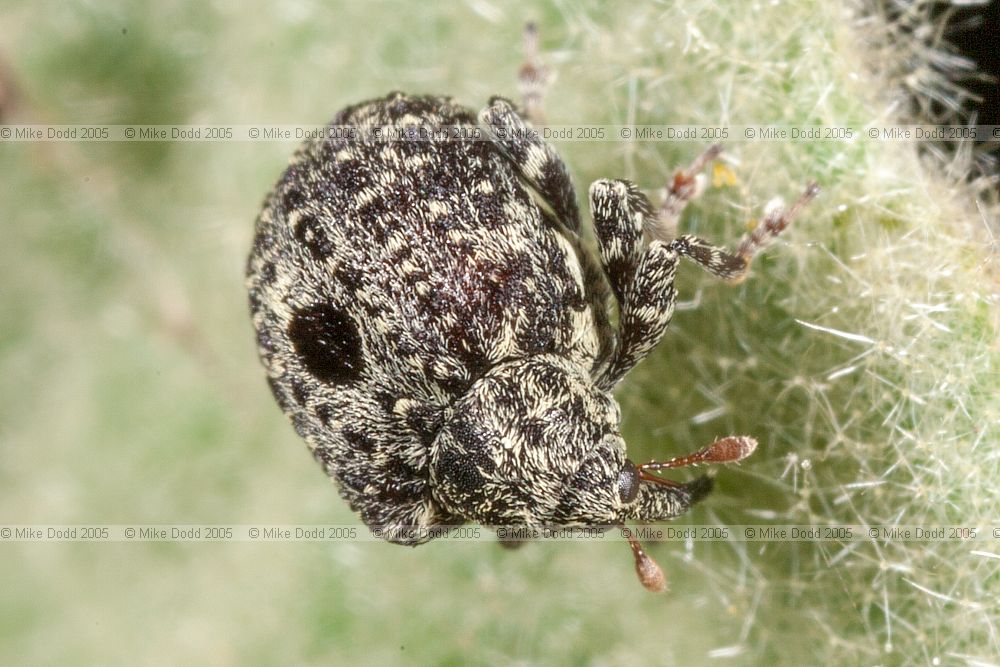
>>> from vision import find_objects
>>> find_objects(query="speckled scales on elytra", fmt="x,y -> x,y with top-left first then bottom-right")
247,93 -> 606,537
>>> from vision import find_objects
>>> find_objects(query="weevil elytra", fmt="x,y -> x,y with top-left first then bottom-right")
246,24 -> 817,591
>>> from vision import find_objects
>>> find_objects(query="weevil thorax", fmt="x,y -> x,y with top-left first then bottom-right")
429,352 -> 715,528
430,354 -> 632,526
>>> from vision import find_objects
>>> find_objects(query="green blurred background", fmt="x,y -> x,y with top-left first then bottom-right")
2,1 -> 997,664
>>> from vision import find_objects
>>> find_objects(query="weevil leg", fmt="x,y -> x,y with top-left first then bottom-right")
590,179 -> 680,389
482,24 -> 570,228
598,238 -> 681,390
518,22 -> 552,126
729,181 -> 820,282
592,176 -> 818,388
480,97 -> 581,232
662,180 -> 819,284
650,144 -> 723,242
589,179 -> 650,306
482,99 -> 615,364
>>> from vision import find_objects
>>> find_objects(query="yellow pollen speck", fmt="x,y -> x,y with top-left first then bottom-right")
712,162 -> 737,188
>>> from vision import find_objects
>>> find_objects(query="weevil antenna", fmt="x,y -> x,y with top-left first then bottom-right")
638,436 -> 757,482
624,529 -> 667,593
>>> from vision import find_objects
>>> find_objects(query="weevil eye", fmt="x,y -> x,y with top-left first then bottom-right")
618,459 -> 640,503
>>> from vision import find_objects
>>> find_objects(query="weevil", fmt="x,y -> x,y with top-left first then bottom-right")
246,24 -> 817,592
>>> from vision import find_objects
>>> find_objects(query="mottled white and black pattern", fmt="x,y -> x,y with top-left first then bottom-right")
247,92 -> 806,546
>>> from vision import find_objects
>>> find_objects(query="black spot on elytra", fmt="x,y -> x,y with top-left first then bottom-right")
312,445 -> 338,473
293,213 -> 333,260
315,403 -> 334,427
377,478 -> 425,506
378,464 -> 427,506
334,263 -> 363,287
248,288 -> 264,316
288,304 -> 363,385
290,379 -> 309,406
251,228 -> 275,257
403,403 -> 444,446
256,326 -> 278,355
374,391 -> 396,413
387,94 -> 437,118
281,185 -> 307,211
259,261 -> 277,284
434,376 -> 466,396
332,158 -> 370,194
358,196 -> 390,225
343,427 -> 376,453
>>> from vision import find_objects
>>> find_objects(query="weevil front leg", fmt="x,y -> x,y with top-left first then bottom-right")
482,24 -> 578,231
481,97 -> 623,364
648,145 -> 820,281
666,181 -> 819,284
480,97 -> 581,232
590,179 -> 681,390
591,169 -> 818,389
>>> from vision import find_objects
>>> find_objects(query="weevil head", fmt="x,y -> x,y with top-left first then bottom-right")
429,354 -> 711,526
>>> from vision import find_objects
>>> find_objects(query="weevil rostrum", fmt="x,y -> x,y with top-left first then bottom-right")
246,26 -> 818,592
